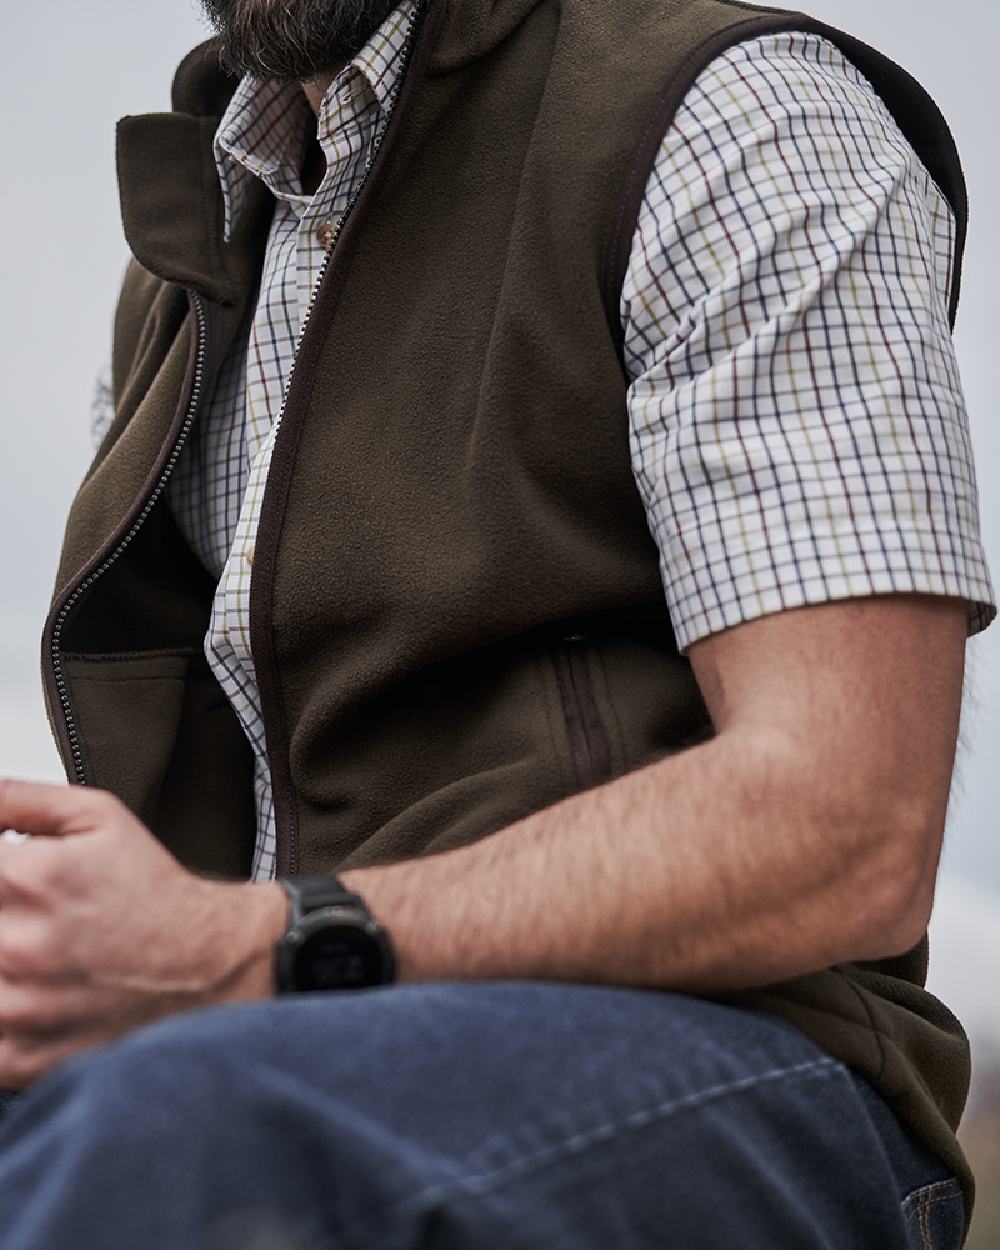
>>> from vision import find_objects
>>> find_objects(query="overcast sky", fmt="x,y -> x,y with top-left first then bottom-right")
0,1 -> 996,1035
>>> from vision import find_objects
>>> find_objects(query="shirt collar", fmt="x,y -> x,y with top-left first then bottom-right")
214,0 -> 417,241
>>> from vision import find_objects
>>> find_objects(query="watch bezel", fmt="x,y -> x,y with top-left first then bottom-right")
276,904 -> 396,993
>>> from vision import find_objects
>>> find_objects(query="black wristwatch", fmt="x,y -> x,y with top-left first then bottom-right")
275,876 -> 396,993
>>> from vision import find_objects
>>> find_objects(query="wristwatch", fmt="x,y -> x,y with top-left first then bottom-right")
275,876 -> 396,993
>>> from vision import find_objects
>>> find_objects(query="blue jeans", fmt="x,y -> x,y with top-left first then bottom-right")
0,982 -> 965,1249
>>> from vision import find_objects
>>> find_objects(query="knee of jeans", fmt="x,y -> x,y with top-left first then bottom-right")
37,1007 -> 248,1139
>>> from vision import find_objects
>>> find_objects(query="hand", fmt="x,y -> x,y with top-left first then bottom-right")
0,779 -> 287,1089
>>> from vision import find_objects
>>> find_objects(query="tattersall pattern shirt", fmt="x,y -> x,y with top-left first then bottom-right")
92,14 -> 996,881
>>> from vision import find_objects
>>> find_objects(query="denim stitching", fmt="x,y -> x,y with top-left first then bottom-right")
325,1055 -> 841,1249
902,1179 -> 961,1224
909,1190 -> 963,1250
456,1058 -> 840,1194
915,1192 -> 963,1226
901,1179 -> 962,1250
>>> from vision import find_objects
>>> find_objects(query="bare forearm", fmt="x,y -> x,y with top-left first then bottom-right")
0,584 -> 959,1088
342,728 -> 923,994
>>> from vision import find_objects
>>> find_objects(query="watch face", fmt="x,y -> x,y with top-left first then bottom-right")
293,920 -> 387,991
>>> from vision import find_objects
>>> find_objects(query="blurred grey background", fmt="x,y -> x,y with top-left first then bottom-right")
0,0 -> 996,1052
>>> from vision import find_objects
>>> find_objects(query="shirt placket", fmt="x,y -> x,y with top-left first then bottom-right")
234,74 -> 383,881
297,73 -> 380,316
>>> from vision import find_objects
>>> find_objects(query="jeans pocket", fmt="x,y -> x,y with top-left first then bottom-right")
901,1178 -> 965,1250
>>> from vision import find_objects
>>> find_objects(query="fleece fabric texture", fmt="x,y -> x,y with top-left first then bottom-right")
41,0 -> 976,1226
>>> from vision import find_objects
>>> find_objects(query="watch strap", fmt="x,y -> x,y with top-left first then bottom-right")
274,875 -> 396,992
277,876 -> 367,926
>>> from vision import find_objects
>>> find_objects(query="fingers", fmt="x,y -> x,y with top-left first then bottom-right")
0,1029 -> 105,1091
0,915 -> 77,981
0,917 -> 114,1090
0,981 -> 96,1034
0,778 -> 113,839
0,836 -> 75,908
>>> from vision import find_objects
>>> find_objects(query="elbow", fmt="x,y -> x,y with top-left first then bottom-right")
843,801 -> 942,962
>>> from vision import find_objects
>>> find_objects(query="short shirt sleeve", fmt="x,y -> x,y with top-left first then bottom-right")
621,30 -> 996,654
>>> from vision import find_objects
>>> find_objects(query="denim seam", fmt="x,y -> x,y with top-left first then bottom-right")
902,1178 -> 962,1250
324,1055 -> 841,1250
902,1178 -> 962,1224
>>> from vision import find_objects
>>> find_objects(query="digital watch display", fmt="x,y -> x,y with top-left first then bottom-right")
275,879 -> 396,993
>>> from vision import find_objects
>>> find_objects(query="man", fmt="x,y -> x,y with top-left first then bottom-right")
0,0 -> 994,1244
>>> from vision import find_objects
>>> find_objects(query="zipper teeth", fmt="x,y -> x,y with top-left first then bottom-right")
51,2 -> 422,799
266,2 -> 421,455
50,292 -> 210,785
264,1 -> 423,875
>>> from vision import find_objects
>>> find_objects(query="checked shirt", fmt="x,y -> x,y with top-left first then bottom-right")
91,9 -> 996,880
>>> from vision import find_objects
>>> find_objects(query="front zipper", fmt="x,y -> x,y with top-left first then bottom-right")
261,2 -> 423,464
251,0 -> 432,876
551,634 -> 613,790
46,292 -> 210,785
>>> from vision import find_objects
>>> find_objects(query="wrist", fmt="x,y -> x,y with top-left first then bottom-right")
276,872 -> 397,992
209,879 -> 289,1001
339,866 -> 417,983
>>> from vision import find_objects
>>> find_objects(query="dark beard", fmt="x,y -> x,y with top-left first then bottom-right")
199,0 -> 403,82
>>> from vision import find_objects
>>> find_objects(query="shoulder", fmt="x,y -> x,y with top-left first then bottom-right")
658,23 -> 960,233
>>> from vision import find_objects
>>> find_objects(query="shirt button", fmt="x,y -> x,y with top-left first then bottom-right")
316,221 -> 336,249
244,546 -> 255,567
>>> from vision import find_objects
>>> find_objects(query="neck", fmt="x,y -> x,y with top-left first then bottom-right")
302,76 -> 336,118
299,76 -> 335,195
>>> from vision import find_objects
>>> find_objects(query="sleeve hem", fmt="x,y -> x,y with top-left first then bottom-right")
666,564 -> 996,656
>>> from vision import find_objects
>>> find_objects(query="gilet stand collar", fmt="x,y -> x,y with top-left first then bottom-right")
114,0 -> 544,303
